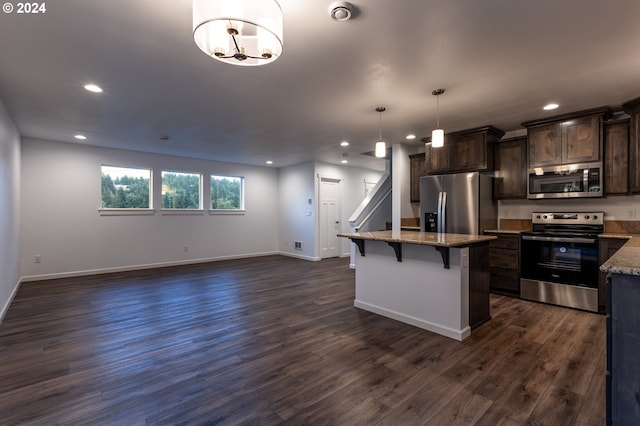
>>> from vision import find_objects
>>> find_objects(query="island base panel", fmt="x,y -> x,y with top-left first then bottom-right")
354,242 -> 471,341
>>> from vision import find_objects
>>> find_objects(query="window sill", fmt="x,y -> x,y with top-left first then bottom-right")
99,209 -> 155,216
209,209 -> 246,215
160,209 -> 206,215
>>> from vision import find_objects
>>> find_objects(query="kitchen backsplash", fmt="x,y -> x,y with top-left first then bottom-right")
603,220 -> 640,234
499,219 -> 532,231
498,195 -> 640,222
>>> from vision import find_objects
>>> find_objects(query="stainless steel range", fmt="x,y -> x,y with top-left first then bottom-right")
520,212 -> 603,312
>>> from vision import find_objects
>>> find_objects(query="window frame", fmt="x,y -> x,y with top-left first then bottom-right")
160,170 -> 204,212
99,164 -> 154,216
209,174 -> 245,214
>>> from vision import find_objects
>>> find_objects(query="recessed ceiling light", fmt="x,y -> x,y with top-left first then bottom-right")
84,84 -> 103,93
266,160 -> 273,165
406,134 -> 416,140
74,134 -> 87,140
341,159 -> 348,164
340,141 -> 349,147
543,103 -> 559,111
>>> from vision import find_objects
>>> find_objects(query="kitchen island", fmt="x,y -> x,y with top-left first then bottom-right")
338,230 -> 497,341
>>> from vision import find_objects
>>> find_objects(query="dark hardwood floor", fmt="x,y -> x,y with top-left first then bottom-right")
0,255 -> 605,425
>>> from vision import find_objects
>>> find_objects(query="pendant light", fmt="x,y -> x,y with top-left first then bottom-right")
431,89 -> 445,148
375,107 -> 386,158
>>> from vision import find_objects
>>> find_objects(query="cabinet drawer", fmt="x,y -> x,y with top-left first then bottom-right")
489,248 -> 519,269
490,269 -> 520,294
489,236 -> 520,250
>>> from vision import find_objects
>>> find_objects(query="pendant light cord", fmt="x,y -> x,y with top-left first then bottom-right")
436,94 -> 440,128
379,110 -> 382,141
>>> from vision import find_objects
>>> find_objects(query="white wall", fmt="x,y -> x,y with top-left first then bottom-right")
392,143 -> 415,230
20,138 -> 280,279
314,162 -> 384,256
0,99 -> 21,321
278,161 -> 384,260
278,162 -> 316,260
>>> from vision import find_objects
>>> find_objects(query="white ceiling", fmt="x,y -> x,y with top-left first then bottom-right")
1,0 -> 640,171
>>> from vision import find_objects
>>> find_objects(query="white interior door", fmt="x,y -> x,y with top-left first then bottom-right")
319,178 -> 341,258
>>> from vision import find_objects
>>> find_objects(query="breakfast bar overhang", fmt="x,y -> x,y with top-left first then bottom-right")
338,230 -> 497,341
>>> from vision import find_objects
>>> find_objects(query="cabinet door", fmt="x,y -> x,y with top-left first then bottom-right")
494,138 -> 527,199
455,133 -> 487,170
528,123 -> 562,167
598,238 -> 628,311
604,120 -> 629,195
409,153 -> 427,202
562,115 -> 601,164
429,139 -> 453,173
630,111 -> 640,192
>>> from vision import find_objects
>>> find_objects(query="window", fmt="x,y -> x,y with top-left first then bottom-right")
210,175 -> 244,210
101,165 -> 151,209
162,171 -> 202,209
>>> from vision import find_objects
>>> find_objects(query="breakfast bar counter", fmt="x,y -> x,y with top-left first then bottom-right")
338,231 -> 496,341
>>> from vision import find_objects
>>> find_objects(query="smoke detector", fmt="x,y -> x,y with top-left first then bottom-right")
329,1 -> 353,21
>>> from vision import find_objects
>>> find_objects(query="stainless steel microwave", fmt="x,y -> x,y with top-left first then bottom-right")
527,162 -> 603,199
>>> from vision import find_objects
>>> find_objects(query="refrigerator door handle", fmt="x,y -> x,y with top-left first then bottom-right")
436,192 -> 442,233
440,191 -> 447,233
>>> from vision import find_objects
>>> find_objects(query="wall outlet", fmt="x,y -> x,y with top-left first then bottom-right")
183,245 -> 189,252
294,241 -> 303,250
34,255 -> 41,263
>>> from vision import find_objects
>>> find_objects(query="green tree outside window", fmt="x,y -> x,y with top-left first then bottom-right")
101,166 -> 151,208
211,175 -> 243,210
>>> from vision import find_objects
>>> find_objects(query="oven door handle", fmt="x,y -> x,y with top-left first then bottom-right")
522,235 -> 597,244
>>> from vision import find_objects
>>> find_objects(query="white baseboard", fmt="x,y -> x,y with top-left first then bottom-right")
19,251 -> 280,283
0,278 -> 21,323
278,251 -> 321,261
354,299 -> 471,341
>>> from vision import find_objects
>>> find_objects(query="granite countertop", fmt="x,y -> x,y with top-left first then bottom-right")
600,234 -> 640,276
337,230 -> 497,248
599,233 -> 634,239
484,229 -> 528,235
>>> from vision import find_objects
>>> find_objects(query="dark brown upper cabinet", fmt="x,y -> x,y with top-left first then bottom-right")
604,118 -> 630,195
522,107 -> 612,168
408,152 -> 427,202
494,136 -> 527,199
421,126 -> 505,174
622,97 -> 640,193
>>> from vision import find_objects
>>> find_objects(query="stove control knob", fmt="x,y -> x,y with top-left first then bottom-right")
536,215 -> 541,219
593,215 -> 598,220
543,215 -> 548,219
585,215 -> 590,220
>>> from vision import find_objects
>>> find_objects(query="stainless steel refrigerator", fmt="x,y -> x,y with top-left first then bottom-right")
419,172 -> 497,234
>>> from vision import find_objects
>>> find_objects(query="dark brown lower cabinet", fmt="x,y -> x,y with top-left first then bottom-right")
599,237 -> 628,312
486,232 -> 521,296
607,272 -> 640,424
469,242 -> 491,329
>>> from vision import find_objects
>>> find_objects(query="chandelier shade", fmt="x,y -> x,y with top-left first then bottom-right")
193,0 -> 283,66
